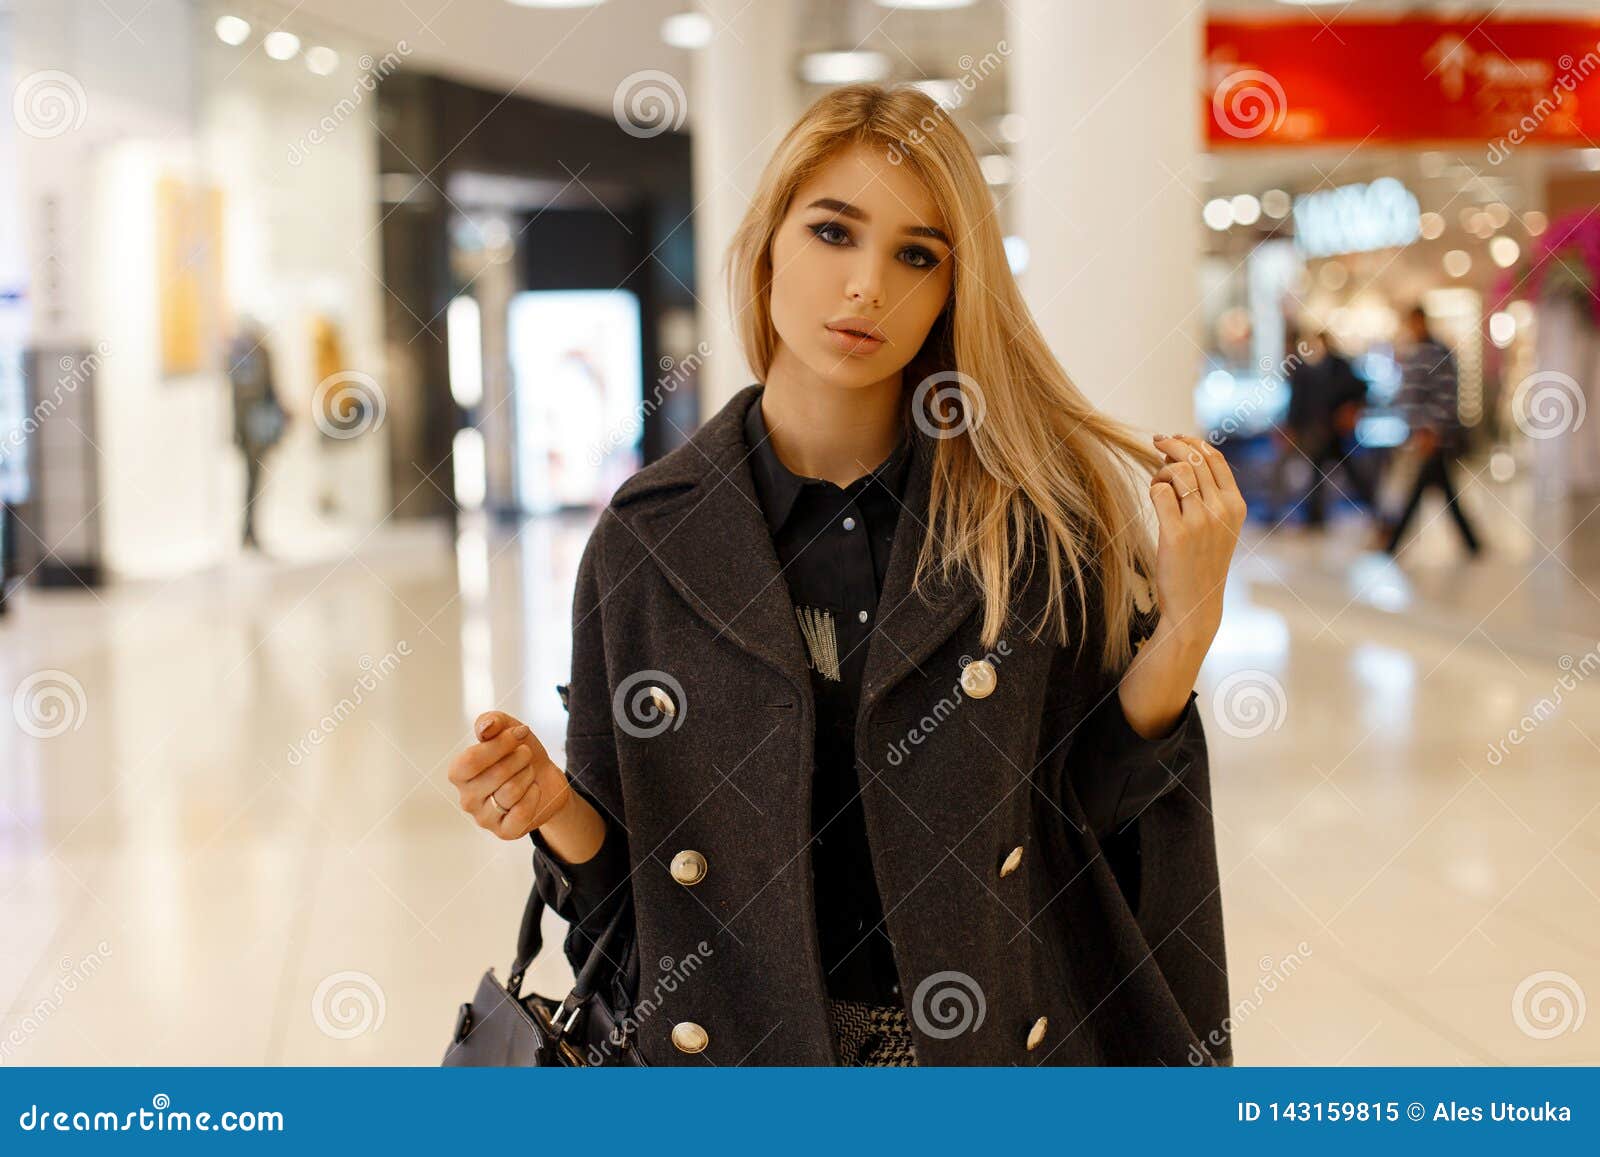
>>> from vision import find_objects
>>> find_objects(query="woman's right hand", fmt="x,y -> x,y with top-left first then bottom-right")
447,711 -> 574,840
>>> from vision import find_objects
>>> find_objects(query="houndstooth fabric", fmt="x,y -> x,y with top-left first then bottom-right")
826,997 -> 919,1066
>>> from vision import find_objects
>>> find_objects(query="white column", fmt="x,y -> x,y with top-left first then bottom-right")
1008,0 -> 1201,436
690,0 -> 797,420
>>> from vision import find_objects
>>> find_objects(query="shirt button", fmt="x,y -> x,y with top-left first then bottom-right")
858,610 -> 869,623
842,516 -> 856,531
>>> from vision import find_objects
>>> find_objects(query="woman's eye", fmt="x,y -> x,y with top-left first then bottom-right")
901,247 -> 940,270
809,222 -> 850,245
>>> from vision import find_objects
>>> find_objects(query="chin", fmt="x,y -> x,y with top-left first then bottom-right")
803,341 -> 899,390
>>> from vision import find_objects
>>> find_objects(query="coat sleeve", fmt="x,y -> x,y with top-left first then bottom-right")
1064,596 -> 1201,841
526,519 -> 633,964
1051,571 -> 1232,1064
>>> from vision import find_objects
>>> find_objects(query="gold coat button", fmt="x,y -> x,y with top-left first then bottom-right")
999,846 -> 1023,878
669,849 -> 708,886
647,685 -> 676,718
960,659 -> 997,699
1026,1015 -> 1049,1051
671,1021 -> 709,1053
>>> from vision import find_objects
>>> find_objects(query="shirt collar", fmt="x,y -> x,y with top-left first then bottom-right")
743,387 -> 915,536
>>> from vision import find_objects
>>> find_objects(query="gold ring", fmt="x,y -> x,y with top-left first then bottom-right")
1176,487 -> 1196,499
489,790 -> 509,816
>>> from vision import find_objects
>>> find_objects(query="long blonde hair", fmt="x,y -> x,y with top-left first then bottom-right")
725,84 -> 1165,674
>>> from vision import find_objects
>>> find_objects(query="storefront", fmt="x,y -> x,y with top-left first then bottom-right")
1195,13 -> 1600,519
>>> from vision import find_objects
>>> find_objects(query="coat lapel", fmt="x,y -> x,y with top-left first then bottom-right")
616,383 -> 980,718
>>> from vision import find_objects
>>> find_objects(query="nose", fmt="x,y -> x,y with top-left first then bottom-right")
845,252 -> 883,309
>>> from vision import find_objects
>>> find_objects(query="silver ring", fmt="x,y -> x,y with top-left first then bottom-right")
488,790 -> 509,816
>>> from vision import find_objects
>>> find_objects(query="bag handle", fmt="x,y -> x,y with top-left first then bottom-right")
504,684 -> 634,1025
505,867 -> 634,1012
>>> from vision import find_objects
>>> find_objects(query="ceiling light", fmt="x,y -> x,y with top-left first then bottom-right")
263,30 -> 300,60
660,12 -> 711,49
304,46 -> 338,75
800,51 -> 890,85
214,15 -> 250,46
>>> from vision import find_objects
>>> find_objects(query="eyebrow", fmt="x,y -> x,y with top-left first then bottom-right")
804,198 -> 951,247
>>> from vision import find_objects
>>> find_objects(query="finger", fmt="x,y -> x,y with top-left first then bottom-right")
1178,435 -> 1242,497
1152,461 -> 1200,506
464,743 -> 534,808
487,752 -> 542,812
500,775 -> 571,839
1148,479 -> 1184,535
1171,434 -> 1248,532
484,776 -> 539,836
450,723 -> 529,785
475,711 -> 515,742
1154,435 -> 1219,506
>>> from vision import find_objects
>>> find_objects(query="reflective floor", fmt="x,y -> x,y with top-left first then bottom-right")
2,501 -> 1598,1065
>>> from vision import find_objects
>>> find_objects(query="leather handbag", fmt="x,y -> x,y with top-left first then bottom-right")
442,874 -> 646,1067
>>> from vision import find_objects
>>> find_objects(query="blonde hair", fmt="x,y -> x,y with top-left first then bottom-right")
725,84 -> 1165,674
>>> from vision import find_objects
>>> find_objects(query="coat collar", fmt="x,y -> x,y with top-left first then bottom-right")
612,383 -> 980,719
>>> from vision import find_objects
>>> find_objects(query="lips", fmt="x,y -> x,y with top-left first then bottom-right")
823,324 -> 886,356
825,318 -> 886,342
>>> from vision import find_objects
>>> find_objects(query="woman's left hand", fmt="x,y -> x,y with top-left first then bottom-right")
1147,434 -> 1248,647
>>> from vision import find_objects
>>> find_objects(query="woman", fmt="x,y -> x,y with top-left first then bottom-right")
447,84 -> 1245,1066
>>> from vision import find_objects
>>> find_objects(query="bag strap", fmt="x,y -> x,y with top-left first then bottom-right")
505,879 -> 634,1016
506,878 -> 548,997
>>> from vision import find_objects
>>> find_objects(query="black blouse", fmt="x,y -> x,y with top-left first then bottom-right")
742,393 -> 916,1005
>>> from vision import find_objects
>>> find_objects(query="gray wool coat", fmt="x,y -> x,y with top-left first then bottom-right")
527,383 -> 1232,1066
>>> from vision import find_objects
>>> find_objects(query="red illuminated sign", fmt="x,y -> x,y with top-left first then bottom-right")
1206,17 -> 1600,149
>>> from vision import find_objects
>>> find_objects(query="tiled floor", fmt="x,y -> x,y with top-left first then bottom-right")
2,505 -> 1597,1065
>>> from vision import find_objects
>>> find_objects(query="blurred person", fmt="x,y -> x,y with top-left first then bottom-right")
226,320 -> 287,551
446,85 -> 1245,1067
1276,328 -> 1373,529
1379,306 -> 1481,557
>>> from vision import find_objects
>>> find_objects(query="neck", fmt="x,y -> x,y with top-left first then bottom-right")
760,344 -> 905,487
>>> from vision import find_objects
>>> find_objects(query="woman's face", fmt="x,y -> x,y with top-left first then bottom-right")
767,143 -> 955,389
